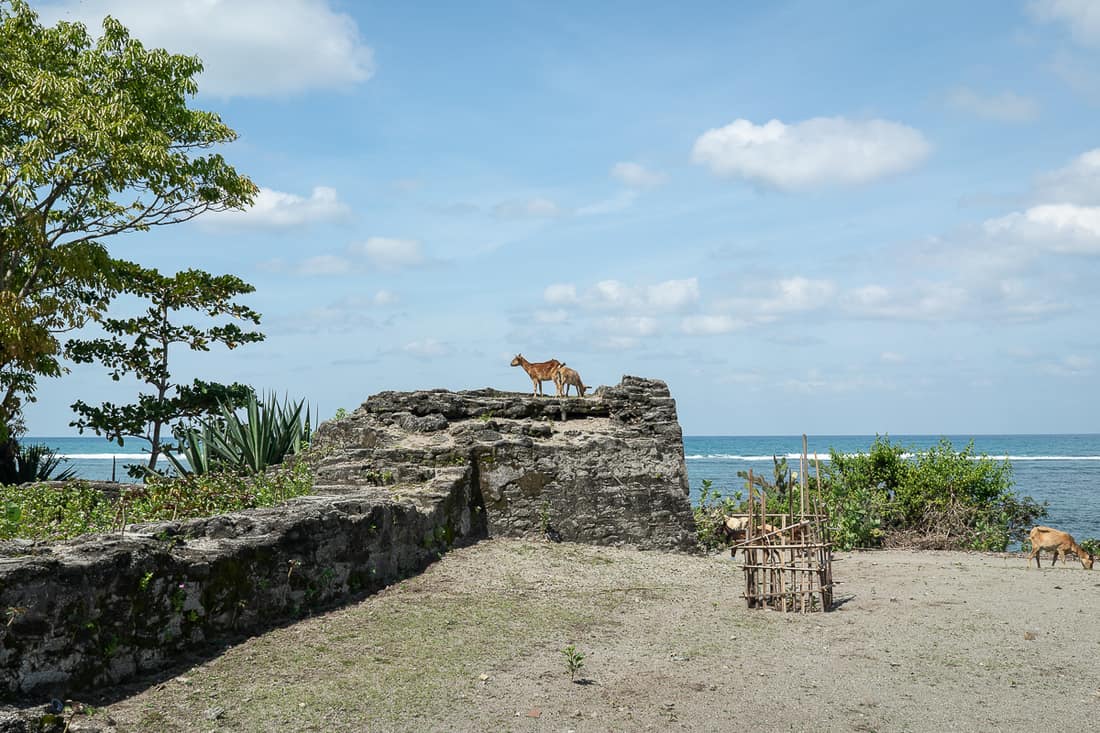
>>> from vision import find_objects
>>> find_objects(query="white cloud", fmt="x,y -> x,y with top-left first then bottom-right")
846,284 -> 891,310
782,370 -> 895,394
539,277 -> 702,343
1047,51 -> 1100,102
716,370 -> 764,385
549,278 -> 700,313
680,314 -> 743,335
646,278 -> 700,310
276,293 -> 394,334
760,277 -> 837,313
402,339 -> 449,358
1039,354 -> 1095,376
947,87 -> 1039,123
207,186 -> 350,229
983,204 -> 1100,253
36,0 -> 374,97
599,316 -> 659,337
298,254 -> 353,276
544,284 -> 578,305
1031,0 -> 1100,46
994,280 -> 1071,321
575,191 -> 638,216
493,198 -> 563,219
593,280 -> 633,307
880,352 -> 906,364
265,237 -> 427,277
534,309 -> 569,324
691,116 -> 931,190
840,282 -> 971,321
600,336 -> 639,351
611,161 -> 667,188
1035,148 -> 1100,204
349,237 -> 426,269
373,290 -> 397,306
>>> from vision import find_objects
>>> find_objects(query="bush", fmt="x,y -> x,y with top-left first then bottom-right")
0,481 -> 116,541
695,457 -> 820,552
695,437 -> 1047,553
123,458 -> 313,522
0,443 -> 77,484
693,479 -> 741,552
1080,538 -> 1100,557
822,437 -> 1045,551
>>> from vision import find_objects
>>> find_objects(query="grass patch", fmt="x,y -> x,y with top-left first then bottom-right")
108,589 -> 612,730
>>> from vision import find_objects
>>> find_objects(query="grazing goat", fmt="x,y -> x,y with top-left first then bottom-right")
510,354 -> 563,396
554,364 -> 588,397
1027,525 -> 1094,569
720,515 -> 806,557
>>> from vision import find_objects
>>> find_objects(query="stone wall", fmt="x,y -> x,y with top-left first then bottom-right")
312,375 -> 696,552
0,375 -> 696,700
0,469 -> 481,699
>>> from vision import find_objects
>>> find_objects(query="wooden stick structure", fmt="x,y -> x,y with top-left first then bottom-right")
732,434 -> 834,613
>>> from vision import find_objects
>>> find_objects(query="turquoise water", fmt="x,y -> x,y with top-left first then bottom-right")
684,435 -> 1100,541
21,433 -> 1100,539
23,435 -> 180,481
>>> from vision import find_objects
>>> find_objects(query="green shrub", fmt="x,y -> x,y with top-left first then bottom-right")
695,456 -> 819,552
693,479 -> 741,552
0,481 -> 115,541
696,437 -> 1046,553
822,437 -> 1045,551
0,443 -> 77,484
122,457 -> 313,523
0,457 -> 314,541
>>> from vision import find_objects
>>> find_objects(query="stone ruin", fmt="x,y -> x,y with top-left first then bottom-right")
313,375 -> 696,551
0,376 -> 696,703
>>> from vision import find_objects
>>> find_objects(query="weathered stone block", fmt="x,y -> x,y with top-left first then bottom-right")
313,376 -> 696,551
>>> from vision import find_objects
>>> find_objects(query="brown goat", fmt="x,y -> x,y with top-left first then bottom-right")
720,515 -> 806,557
510,354 -> 563,396
1027,526 -> 1094,569
553,364 -> 587,397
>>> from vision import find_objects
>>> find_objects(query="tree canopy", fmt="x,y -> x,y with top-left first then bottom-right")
66,262 -> 264,473
0,0 -> 256,449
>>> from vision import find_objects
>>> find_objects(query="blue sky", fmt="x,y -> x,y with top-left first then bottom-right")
22,0 -> 1100,436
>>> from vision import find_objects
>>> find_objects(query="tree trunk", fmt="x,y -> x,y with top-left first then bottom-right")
0,435 -> 19,485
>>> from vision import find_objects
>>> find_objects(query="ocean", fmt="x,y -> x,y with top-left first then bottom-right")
20,433 -> 1100,540
23,435 -> 179,483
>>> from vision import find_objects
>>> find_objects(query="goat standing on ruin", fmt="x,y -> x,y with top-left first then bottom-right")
554,364 -> 588,397
510,354 -> 563,396
1027,526 -> 1095,569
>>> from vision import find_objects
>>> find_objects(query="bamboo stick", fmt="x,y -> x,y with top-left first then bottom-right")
747,468 -> 756,538
801,433 -> 808,517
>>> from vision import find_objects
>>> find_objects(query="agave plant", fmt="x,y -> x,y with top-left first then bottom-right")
0,444 -> 78,485
164,423 -> 216,477
168,393 -> 311,476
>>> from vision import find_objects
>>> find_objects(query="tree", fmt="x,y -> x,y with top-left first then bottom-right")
0,0 -> 256,472
66,262 -> 264,474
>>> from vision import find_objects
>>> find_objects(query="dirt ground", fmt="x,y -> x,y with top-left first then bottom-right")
62,538 -> 1100,732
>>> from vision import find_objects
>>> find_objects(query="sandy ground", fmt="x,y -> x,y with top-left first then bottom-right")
56,538 -> 1100,732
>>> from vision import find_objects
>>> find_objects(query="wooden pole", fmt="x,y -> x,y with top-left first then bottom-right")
746,469 -> 755,608
801,434 -> 808,518
747,468 -> 755,531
